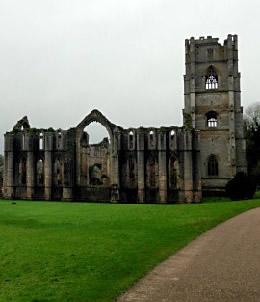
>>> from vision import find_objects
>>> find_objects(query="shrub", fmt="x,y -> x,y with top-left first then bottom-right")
225,172 -> 256,200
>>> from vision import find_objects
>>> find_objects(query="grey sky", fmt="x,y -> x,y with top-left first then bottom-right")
1,0 -> 259,149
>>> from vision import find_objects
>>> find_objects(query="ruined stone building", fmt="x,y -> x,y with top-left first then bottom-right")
3,35 -> 247,203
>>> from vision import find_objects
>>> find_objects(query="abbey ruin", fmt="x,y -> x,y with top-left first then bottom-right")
3,34 -> 247,203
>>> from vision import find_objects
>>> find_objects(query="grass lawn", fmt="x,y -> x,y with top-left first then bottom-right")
0,197 -> 259,302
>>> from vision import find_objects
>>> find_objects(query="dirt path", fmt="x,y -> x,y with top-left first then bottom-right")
118,207 -> 260,302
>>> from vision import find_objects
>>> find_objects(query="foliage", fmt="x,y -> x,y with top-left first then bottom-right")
244,102 -> 260,185
0,199 -> 260,302
0,154 -> 3,167
225,172 -> 256,200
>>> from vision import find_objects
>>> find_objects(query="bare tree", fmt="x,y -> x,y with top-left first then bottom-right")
244,102 -> 260,186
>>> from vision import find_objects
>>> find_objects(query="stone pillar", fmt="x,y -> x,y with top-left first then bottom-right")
4,134 -> 14,199
194,130 -> 202,203
137,131 -> 145,202
184,131 -> 193,203
63,161 -> 73,201
158,131 -> 167,203
111,129 -> 120,202
26,134 -> 35,199
76,129 -> 82,186
44,133 -> 53,201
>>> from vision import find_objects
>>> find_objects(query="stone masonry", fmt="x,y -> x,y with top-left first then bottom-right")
3,34 -> 247,202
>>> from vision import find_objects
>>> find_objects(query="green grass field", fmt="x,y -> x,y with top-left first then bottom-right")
0,197 -> 260,302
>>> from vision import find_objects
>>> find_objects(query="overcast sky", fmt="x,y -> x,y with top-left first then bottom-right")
0,0 -> 259,150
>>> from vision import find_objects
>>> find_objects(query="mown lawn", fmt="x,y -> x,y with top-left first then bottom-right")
0,197 -> 259,302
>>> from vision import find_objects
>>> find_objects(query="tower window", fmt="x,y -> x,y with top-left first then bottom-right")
39,132 -> 44,150
207,48 -> 214,59
57,131 -> 62,149
206,111 -> 218,127
170,130 -> 175,140
129,130 -> 134,148
205,66 -> 218,89
208,155 -> 218,176
149,130 -> 154,147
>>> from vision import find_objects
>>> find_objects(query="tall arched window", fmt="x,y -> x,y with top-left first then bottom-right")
37,159 -> 44,185
129,130 -> 134,149
57,131 -> 62,149
206,111 -> 218,127
39,132 -> 44,150
149,130 -> 154,147
208,155 -> 218,176
205,66 -> 218,89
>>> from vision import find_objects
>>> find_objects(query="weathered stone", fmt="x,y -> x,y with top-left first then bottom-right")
3,34 -> 247,202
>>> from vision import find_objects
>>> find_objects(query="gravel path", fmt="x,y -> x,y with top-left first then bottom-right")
118,207 -> 260,302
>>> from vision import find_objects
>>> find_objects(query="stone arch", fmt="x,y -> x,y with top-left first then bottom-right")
205,65 -> 219,89
75,110 -> 119,193
169,153 -> 178,189
76,110 -> 115,145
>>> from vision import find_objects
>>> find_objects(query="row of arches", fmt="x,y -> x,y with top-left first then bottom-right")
17,158 -> 63,186
20,132 -> 63,150
125,154 -> 178,189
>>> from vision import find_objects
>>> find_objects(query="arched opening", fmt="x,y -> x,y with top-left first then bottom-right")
39,132 -> 44,150
149,130 -> 154,147
170,130 -> 175,139
146,154 -> 158,188
81,122 -> 111,186
129,130 -> 134,148
206,111 -> 218,127
54,158 -> 63,185
57,131 -> 62,149
169,156 -> 178,188
205,66 -> 218,90
37,159 -> 44,185
208,155 -> 218,176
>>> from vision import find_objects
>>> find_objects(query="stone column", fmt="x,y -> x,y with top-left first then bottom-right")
63,161 -> 73,201
76,129 -> 82,186
111,129 -> 120,202
44,133 -> 53,201
194,130 -> 202,203
184,131 -> 193,203
158,131 -> 167,203
26,134 -> 35,199
137,131 -> 145,202
4,134 -> 14,199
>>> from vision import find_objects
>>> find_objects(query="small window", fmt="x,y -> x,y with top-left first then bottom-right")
206,111 -> 218,127
207,48 -> 214,59
129,131 -> 134,148
37,159 -> 44,185
57,131 -> 62,149
149,130 -> 154,146
205,66 -> 218,90
170,130 -> 175,140
208,155 -> 218,176
39,133 -> 44,150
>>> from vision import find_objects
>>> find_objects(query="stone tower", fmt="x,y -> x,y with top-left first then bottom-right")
183,34 -> 247,193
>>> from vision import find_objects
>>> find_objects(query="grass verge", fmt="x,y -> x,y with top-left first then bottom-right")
0,197 -> 259,302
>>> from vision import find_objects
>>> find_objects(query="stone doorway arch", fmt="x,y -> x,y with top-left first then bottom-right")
76,110 -> 120,202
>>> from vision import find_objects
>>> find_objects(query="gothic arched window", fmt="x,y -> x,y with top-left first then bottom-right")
129,130 -> 134,148
205,66 -> 218,90
206,111 -> 218,127
39,132 -> 44,150
208,155 -> 218,176
37,159 -> 44,185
